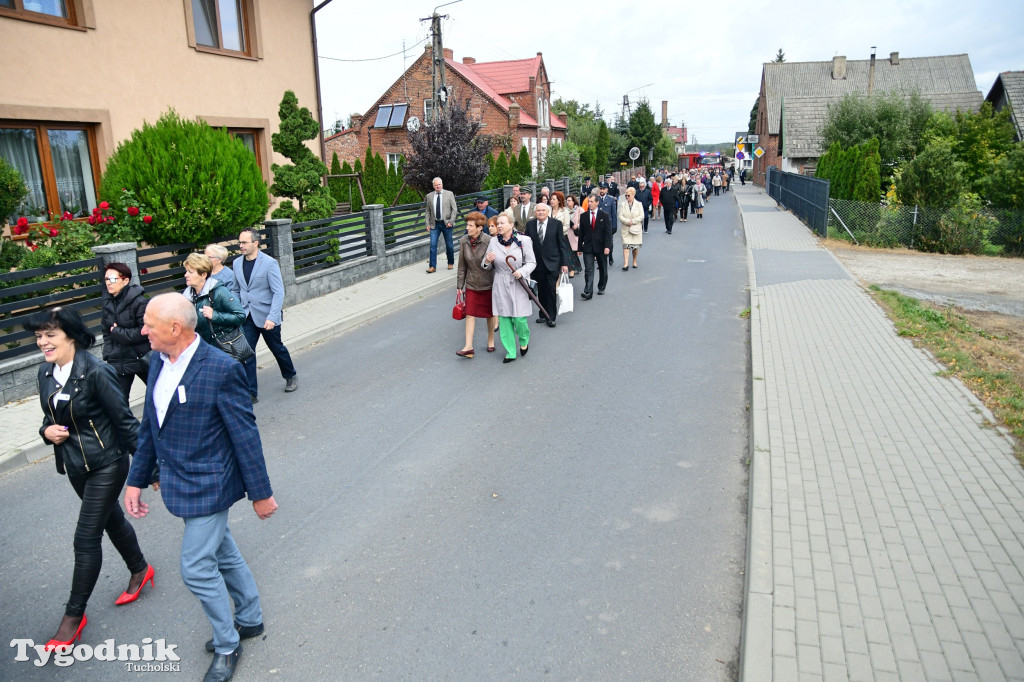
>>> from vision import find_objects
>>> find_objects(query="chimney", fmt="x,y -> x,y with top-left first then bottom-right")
508,102 -> 521,128
442,48 -> 453,60
868,46 -> 877,95
462,57 -> 476,65
350,114 -> 362,129
661,100 -> 668,126
424,44 -> 432,54
831,55 -> 847,80
889,51 -> 899,65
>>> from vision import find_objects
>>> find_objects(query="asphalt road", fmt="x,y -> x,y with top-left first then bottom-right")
0,191 -> 751,681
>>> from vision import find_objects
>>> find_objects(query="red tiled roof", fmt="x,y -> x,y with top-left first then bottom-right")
445,57 -> 566,130
462,56 -> 542,94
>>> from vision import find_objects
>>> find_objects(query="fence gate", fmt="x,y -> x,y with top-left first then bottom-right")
766,167 -> 830,237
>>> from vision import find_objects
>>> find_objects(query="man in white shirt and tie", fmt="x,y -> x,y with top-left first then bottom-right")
525,202 -> 569,327
424,177 -> 458,273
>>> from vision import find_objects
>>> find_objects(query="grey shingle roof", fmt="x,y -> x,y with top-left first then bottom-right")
767,53 -> 984,159
986,71 -> 1024,141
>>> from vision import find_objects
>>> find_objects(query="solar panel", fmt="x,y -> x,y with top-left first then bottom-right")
388,104 -> 408,128
373,106 -> 393,128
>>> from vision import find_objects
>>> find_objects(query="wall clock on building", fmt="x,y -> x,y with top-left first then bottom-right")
407,116 -> 421,133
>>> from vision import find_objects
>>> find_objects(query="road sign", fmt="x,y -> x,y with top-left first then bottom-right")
753,147 -> 765,158
747,134 -> 759,143
736,136 -> 745,144
736,142 -> 745,152
736,151 -> 746,160
628,147 -> 640,161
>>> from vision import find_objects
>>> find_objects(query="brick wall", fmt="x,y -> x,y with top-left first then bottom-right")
324,47 -> 565,180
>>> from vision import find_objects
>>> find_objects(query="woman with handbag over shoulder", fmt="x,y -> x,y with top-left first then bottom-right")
25,307 -> 154,652
455,212 -> 497,359
101,262 -> 151,402
618,186 -> 644,270
181,253 -> 246,353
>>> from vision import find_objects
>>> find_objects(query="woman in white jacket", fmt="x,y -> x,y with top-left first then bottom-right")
617,186 -> 645,270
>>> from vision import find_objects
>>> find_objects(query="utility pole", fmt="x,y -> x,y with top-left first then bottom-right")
620,95 -> 631,123
422,5 -> 456,125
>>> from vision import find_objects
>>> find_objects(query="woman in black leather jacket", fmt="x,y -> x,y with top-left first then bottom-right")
27,307 -> 154,651
101,262 -> 150,402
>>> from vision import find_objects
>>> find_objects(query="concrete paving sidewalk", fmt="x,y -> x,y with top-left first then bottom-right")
736,184 -> 1024,681
0,258 -> 458,476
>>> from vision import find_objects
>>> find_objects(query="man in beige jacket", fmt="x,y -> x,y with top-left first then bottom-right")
424,177 -> 459,272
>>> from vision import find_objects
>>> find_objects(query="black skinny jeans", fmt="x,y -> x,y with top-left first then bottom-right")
65,456 -> 147,617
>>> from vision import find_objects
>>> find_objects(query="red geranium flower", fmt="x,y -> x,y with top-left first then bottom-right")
127,206 -> 140,216
92,207 -> 101,215
143,215 -> 153,224
99,201 -> 109,209
61,211 -> 73,220
12,224 -> 25,235
139,268 -> 148,274
17,216 -> 29,228
87,216 -> 96,225
49,228 -> 59,237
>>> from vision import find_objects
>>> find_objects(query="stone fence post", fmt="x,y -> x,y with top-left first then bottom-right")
91,242 -> 140,284
503,184 -> 515,208
544,178 -> 555,193
365,205 -> 385,258
263,219 -> 296,289
561,176 -> 570,195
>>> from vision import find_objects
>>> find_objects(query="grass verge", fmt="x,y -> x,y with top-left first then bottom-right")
869,285 -> 1024,460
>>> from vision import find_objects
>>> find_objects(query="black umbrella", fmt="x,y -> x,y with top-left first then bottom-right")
505,254 -> 551,322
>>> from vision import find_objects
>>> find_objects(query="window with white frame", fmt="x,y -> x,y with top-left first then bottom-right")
386,153 -> 402,169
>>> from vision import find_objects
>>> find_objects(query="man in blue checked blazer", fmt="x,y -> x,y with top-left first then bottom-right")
125,293 -> 277,682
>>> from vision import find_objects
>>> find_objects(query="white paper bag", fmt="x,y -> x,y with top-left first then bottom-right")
556,273 -> 574,314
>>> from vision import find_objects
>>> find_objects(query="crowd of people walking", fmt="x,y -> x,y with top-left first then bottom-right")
446,166 -> 735,361
20,166 -> 736,680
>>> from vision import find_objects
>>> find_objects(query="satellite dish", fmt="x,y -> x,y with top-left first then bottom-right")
407,116 -> 421,133
628,147 -> 640,161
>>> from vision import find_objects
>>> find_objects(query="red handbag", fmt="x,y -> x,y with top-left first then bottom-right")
452,290 -> 466,320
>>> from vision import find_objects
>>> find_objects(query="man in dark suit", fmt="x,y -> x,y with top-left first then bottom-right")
576,193 -> 613,299
605,174 -> 620,198
125,293 -> 277,682
661,178 -> 679,234
525,202 -> 569,326
579,177 -> 594,206
636,178 -> 654,233
596,184 -> 618,266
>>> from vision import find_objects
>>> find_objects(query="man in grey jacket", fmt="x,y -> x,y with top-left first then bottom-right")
233,228 -> 297,402
424,177 -> 459,273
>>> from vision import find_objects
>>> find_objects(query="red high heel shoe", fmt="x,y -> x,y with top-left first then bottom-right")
114,565 -> 154,605
44,614 -> 87,651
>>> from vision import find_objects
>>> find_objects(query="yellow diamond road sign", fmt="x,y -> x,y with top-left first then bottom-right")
754,147 -> 765,158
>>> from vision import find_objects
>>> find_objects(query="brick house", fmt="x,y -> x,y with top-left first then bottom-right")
325,46 -> 567,179
751,51 -> 983,186
2,0 -> 320,226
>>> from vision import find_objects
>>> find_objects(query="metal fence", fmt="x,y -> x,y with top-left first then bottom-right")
381,186 -> 504,252
765,167 -> 831,237
291,213 -> 371,277
827,199 -> 1024,256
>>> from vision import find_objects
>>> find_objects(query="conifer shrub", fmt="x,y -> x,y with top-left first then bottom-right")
329,152 -> 345,204
99,110 -> 268,245
270,90 -> 334,222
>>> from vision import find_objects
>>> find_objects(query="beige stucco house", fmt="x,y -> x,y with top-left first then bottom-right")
0,0 -> 319,224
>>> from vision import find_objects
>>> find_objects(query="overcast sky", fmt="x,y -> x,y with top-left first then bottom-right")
314,0 -> 1022,147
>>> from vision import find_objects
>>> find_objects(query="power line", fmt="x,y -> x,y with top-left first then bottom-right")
318,37 -> 428,63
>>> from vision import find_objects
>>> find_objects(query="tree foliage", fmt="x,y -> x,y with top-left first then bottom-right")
653,133 -> 678,167
628,100 -> 661,162
819,91 -> 933,186
516,146 -> 533,183
541,140 -> 582,179
328,152 -> 345,204
403,97 -> 490,194
99,110 -> 268,245
594,121 -> 610,176
984,143 -> 1024,209
773,48 -> 786,63
270,90 -> 334,222
0,156 -> 28,225
748,99 -> 759,135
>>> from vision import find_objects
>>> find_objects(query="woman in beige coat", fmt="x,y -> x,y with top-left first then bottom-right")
617,186 -> 644,270
456,212 -> 497,358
